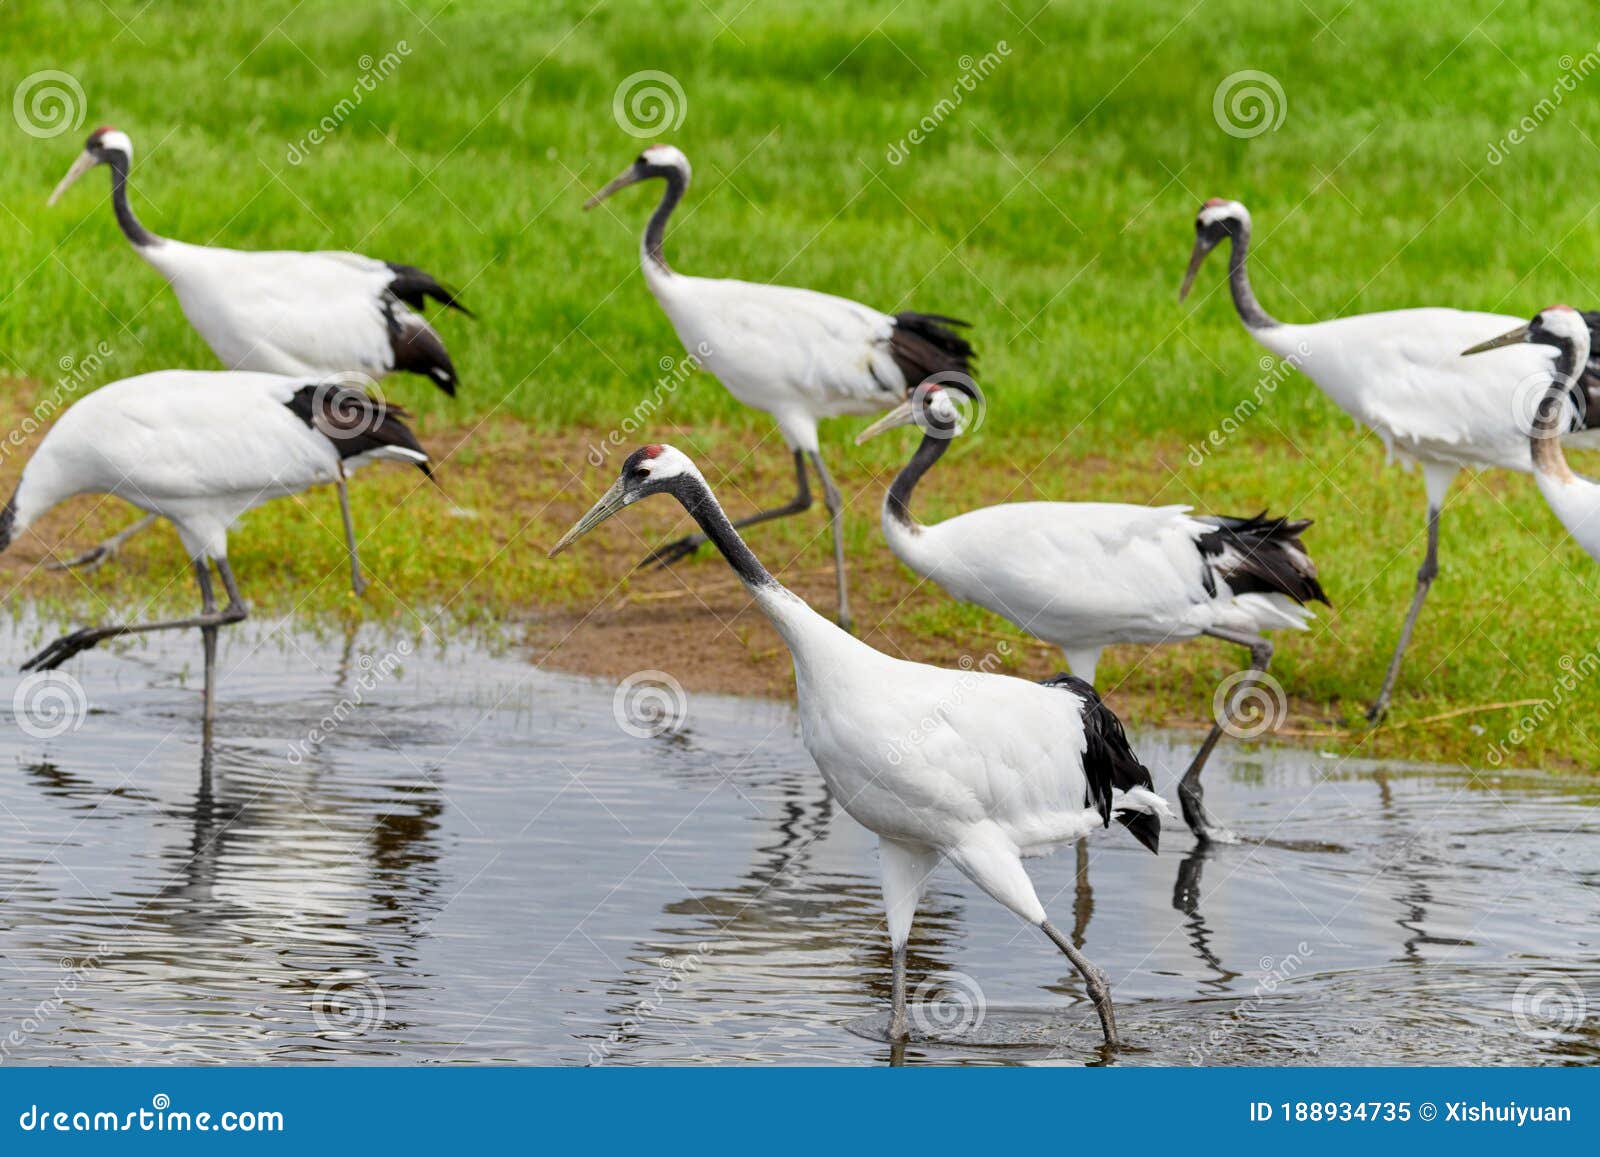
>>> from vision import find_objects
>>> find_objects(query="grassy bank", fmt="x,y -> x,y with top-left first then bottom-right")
2,1 -> 1598,769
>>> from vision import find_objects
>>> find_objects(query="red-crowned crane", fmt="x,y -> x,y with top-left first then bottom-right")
1180,198 -> 1600,719
857,380 -> 1328,844
46,125 -> 470,595
550,443 -> 1170,1051
583,144 -> 975,631
2,370 -> 429,720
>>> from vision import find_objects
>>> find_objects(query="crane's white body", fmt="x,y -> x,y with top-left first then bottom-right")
137,239 -> 426,381
1251,310 -> 1599,479
884,501 -> 1311,683
10,370 -> 422,559
643,263 -> 905,452
760,579 -> 1165,931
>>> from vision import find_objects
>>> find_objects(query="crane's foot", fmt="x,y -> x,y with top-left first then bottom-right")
21,627 -> 114,672
46,515 -> 157,573
46,543 -> 116,573
1177,779 -> 1240,846
639,534 -> 707,569
1364,698 -> 1389,725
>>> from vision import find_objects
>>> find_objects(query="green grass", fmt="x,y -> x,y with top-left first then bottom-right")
2,0 -> 1598,769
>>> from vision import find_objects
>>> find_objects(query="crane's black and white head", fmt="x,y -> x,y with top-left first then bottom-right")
47,125 -> 134,206
549,444 -> 703,556
583,145 -> 693,209
855,376 -> 984,445
1464,306 -> 1594,441
1463,304 -> 1591,363
1178,198 -> 1251,302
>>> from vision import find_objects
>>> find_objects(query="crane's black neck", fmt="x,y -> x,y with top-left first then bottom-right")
1533,341 -> 1582,477
671,476 -> 777,590
887,432 -> 951,529
107,152 -> 159,249
1225,219 -> 1277,331
643,171 -> 686,272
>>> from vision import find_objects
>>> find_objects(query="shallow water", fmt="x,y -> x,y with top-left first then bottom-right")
1,612 -> 1596,1066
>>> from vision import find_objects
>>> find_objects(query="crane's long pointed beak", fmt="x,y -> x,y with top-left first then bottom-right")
583,165 -> 644,210
1178,238 -> 1214,303
548,480 -> 629,557
47,151 -> 96,207
1462,324 -> 1530,356
855,400 -> 917,445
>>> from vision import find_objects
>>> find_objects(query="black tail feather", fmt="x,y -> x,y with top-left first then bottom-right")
387,309 -> 459,397
1118,809 -> 1162,855
386,262 -> 476,319
890,311 -> 976,388
285,384 -> 432,479
1038,673 -> 1160,855
1197,511 -> 1329,606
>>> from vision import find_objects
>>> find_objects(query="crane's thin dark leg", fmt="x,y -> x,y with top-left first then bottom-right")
195,561 -> 219,725
335,473 -> 369,597
46,513 -> 159,573
1180,627 -> 1273,846
641,450 -> 812,568
1041,918 -> 1118,1049
1367,505 -> 1441,723
22,557 -> 249,674
807,450 -> 851,633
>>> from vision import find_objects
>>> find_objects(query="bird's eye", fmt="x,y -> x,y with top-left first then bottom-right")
630,465 -> 651,481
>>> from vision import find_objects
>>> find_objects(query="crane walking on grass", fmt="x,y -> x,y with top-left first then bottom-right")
856,380 -> 1328,844
550,443 -> 1170,1051
1,371 -> 430,720
1179,198 -> 1600,720
583,144 -> 975,631
46,125 -> 471,594
1465,306 -> 1600,564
